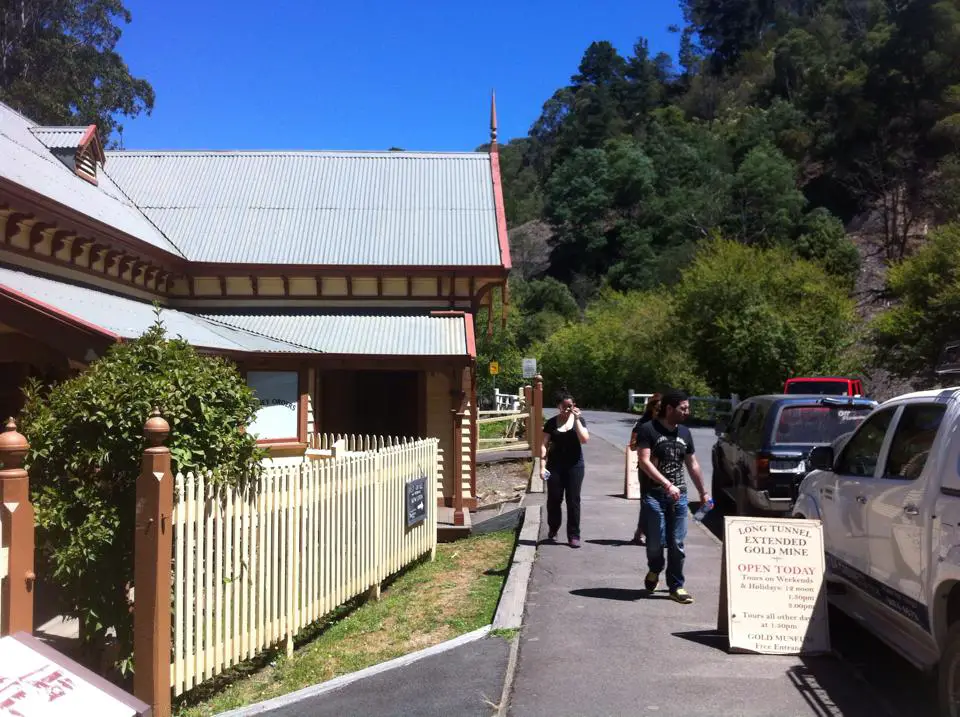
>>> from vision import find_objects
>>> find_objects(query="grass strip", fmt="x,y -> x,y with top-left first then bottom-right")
176,529 -> 516,716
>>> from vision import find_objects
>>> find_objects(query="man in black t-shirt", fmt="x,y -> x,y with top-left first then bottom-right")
636,390 -> 710,604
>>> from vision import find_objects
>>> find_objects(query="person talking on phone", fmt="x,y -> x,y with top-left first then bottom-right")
540,390 -> 590,548
636,390 -> 710,603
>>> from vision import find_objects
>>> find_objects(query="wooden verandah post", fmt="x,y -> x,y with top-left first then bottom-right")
0,419 -> 35,636
134,409 -> 173,717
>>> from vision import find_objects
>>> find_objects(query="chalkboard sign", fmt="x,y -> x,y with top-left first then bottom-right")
405,477 -> 427,528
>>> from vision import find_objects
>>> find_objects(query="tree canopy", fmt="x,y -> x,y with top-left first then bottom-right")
0,0 -> 154,142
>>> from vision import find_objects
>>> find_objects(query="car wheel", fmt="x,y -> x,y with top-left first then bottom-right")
939,622 -> 960,716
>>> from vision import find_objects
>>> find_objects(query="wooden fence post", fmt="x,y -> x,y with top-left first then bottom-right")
134,409 -> 173,717
532,376 -> 544,454
523,385 -> 533,458
0,419 -> 35,636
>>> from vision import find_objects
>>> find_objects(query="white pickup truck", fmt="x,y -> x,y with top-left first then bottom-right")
793,385 -> 960,716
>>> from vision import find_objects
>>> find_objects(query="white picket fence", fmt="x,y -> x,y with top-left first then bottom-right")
169,439 -> 438,696
308,433 -> 414,453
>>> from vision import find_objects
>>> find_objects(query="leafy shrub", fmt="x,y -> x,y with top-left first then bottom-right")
19,314 -> 262,673
872,223 -> 960,383
673,240 -> 857,397
795,208 -> 860,287
535,290 -> 709,408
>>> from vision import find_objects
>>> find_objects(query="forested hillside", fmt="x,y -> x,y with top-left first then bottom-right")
478,0 -> 960,405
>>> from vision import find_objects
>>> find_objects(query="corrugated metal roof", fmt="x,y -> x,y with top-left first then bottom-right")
0,265 -> 296,352
0,266 -> 470,356
103,151 -> 501,266
199,313 -> 469,355
28,126 -> 86,150
0,104 -> 186,258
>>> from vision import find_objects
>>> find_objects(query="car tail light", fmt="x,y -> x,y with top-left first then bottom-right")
755,457 -> 770,489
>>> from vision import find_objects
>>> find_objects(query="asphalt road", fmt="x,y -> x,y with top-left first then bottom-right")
576,408 -> 939,716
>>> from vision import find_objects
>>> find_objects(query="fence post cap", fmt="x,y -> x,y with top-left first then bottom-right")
144,408 -> 170,447
0,418 -> 28,468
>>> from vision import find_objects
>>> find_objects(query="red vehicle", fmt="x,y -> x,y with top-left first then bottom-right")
783,376 -> 864,397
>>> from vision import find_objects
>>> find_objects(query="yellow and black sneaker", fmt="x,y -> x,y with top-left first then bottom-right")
644,571 -> 659,592
670,588 -> 694,604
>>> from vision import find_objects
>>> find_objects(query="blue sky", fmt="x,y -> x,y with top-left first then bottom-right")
117,1 -> 683,152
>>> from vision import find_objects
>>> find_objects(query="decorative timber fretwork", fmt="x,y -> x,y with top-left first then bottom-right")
0,187 -> 184,297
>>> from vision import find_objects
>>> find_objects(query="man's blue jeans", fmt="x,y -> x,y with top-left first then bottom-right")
642,491 -> 688,591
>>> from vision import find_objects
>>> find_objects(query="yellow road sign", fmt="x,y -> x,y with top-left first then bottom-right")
489,361 -> 500,375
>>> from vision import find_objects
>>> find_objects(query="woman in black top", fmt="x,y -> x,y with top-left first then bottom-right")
630,393 -> 661,545
540,391 -> 590,547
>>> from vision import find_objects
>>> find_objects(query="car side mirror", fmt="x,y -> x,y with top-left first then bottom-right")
715,417 -> 729,436
808,445 -> 835,472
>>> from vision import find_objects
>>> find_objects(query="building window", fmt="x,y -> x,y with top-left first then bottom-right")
247,370 -> 299,441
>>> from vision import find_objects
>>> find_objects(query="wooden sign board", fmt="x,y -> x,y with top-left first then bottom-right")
717,516 -> 830,656
0,632 -> 149,716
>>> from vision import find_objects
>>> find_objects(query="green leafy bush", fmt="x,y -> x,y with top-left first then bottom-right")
535,290 -> 709,407
19,314 -> 262,673
673,240 -> 858,397
872,223 -> 960,383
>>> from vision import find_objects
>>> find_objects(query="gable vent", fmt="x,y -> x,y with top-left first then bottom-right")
29,123 -> 106,185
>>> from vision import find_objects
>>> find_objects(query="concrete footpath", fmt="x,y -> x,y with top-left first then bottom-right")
508,435 -> 892,717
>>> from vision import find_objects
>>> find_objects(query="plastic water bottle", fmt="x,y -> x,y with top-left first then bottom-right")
693,499 -> 714,522
542,469 -> 551,481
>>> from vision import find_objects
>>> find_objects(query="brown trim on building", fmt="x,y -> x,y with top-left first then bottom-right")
298,368 -> 309,442
223,353 -> 473,372
28,223 -> 52,249
417,371 -> 427,437
3,213 -> 31,242
0,286 -> 117,363
489,145 -> 513,271
0,179 -> 187,267
186,262 -> 510,278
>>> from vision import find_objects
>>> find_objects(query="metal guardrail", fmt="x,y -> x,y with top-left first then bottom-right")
627,390 -> 740,423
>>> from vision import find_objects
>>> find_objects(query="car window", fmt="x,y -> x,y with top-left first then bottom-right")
729,405 -> 751,438
773,404 -> 872,444
726,407 -> 744,437
882,404 -> 946,481
740,404 -> 767,450
836,408 -> 896,477
785,380 -> 849,396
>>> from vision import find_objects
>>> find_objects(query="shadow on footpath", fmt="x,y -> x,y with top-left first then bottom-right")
674,629 -> 896,717
700,502 -> 936,716
570,587 -> 674,601
585,538 -> 635,547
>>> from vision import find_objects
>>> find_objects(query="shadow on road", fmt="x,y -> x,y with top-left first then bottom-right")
671,629 -> 729,653
788,659 -> 887,717
704,501 -> 937,715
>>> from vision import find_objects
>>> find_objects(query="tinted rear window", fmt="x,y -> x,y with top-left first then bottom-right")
785,380 -> 850,396
774,405 -> 872,444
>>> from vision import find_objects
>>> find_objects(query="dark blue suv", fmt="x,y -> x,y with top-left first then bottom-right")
712,394 -> 878,515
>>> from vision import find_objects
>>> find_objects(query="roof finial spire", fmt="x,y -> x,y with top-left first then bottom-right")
490,89 -> 498,146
